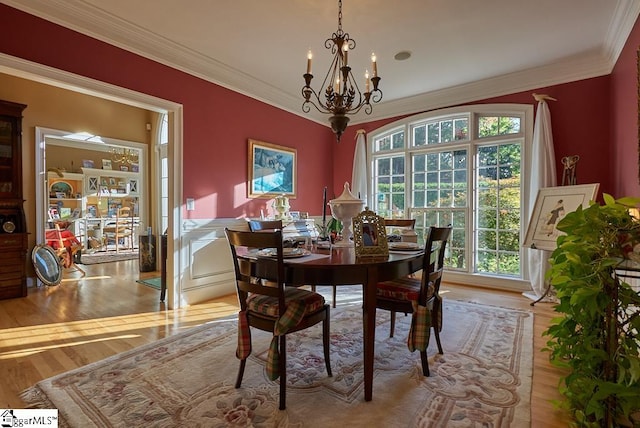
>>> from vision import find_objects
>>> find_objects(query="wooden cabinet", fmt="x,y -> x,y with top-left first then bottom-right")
0,99 -> 27,299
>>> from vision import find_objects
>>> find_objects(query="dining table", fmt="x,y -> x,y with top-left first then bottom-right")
245,244 -> 425,402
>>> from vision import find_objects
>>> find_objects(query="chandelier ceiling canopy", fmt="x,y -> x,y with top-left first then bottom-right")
301,0 -> 382,142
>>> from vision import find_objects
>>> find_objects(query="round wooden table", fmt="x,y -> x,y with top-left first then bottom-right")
283,246 -> 424,402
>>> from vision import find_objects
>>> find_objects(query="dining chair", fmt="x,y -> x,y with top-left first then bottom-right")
248,219 -> 283,231
375,226 -> 452,376
225,227 -> 332,410
103,206 -> 134,253
384,218 -> 416,242
383,218 -> 416,229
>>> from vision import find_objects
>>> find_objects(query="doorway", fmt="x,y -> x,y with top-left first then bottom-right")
35,130 -> 148,265
0,57 -> 184,309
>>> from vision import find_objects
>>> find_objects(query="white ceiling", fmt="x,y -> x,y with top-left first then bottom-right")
4,0 -> 640,126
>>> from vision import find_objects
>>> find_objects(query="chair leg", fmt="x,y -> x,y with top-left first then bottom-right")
332,286 -> 337,308
420,350 -> 430,376
432,302 -> 444,354
235,359 -> 247,388
323,306 -> 332,377
279,335 -> 286,410
389,311 -> 396,337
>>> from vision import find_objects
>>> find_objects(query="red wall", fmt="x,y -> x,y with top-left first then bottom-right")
0,4 -> 334,219
611,15 -> 640,198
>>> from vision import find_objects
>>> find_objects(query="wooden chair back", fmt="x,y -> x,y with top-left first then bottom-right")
419,226 -> 452,306
225,228 -> 286,309
383,218 -> 416,229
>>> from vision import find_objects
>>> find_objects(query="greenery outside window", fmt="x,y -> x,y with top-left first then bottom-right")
370,105 -> 533,288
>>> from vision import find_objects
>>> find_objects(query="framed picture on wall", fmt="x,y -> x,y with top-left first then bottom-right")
102,159 -> 112,170
248,139 -> 296,198
523,183 -> 600,251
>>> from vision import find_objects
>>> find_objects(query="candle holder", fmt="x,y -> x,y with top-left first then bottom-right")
272,194 -> 290,220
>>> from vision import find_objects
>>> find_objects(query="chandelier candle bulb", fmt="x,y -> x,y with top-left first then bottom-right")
343,44 -> 348,66
307,50 -> 312,74
365,70 -> 370,92
371,53 -> 378,77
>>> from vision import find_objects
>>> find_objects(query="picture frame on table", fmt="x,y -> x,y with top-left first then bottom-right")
82,159 -> 94,168
130,163 -> 139,173
353,208 -> 389,257
120,165 -> 129,172
248,139 -> 296,198
523,183 -> 600,251
102,159 -> 112,170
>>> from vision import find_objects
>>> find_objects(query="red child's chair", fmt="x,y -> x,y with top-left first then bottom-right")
45,222 -> 85,276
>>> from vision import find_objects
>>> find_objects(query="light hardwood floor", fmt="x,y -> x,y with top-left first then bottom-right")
0,259 -> 571,426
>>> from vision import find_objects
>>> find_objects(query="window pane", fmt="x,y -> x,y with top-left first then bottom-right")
375,136 -> 390,151
376,158 -> 390,175
441,120 -> 453,142
478,115 -> 521,138
392,132 -> 405,149
427,123 -> 439,144
454,118 -> 469,140
413,125 -> 426,146
475,141 -> 522,276
373,154 -> 405,218
374,130 -> 405,152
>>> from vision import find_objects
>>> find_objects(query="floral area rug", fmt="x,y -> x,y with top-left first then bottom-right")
80,250 -> 138,265
21,298 -> 533,427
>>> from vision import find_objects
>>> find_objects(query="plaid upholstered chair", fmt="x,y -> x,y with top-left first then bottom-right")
225,228 -> 332,410
376,226 -> 452,376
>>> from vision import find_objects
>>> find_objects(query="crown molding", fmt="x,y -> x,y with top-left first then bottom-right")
351,50 -> 613,125
3,0 -> 637,128
603,0 -> 640,64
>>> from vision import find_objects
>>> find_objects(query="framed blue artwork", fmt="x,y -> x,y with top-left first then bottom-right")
248,139 -> 296,198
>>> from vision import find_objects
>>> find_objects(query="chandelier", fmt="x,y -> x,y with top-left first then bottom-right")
301,0 -> 382,142
110,147 -> 139,166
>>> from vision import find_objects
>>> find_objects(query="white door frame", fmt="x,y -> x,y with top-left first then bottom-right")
0,53 -> 184,309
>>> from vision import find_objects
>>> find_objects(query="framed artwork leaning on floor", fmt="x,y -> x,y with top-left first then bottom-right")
523,183 -> 600,251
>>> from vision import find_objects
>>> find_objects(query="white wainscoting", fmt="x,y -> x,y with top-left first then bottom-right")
178,218 -> 249,306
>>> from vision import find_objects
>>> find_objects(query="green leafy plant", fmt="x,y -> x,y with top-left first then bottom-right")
544,194 -> 640,427
316,217 -> 342,240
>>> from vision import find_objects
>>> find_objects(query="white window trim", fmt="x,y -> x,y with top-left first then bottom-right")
368,104 -> 534,291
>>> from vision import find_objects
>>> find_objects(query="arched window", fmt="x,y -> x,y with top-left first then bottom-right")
369,104 -> 533,289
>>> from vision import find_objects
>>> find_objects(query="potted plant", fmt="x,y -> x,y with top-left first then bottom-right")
544,194 -> 640,427
317,217 -> 342,243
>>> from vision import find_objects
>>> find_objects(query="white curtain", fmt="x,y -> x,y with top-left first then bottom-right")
351,130 -> 368,206
524,94 -> 557,300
